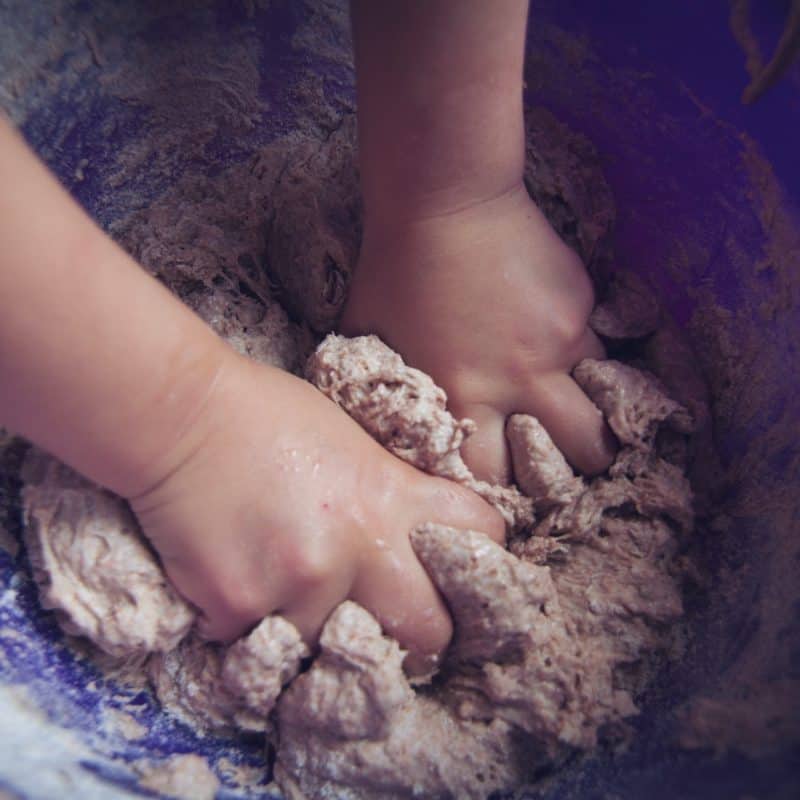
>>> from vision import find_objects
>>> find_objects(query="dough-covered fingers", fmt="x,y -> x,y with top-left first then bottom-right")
368,472 -> 506,673
525,372 -> 617,476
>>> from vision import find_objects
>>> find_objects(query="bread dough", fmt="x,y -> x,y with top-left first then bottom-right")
276,336 -> 692,799
21,315 -> 695,799
148,616 -> 308,734
306,334 -> 534,530
22,452 -> 194,659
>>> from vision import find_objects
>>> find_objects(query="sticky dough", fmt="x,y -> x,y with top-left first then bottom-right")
22,312 -> 694,799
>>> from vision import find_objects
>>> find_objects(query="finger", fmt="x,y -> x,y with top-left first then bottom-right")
451,401 -> 511,485
577,327 -> 606,362
278,569 -> 354,647
416,473 -> 506,545
166,554 -> 282,644
350,532 -> 453,677
192,576 -> 277,644
526,372 -> 617,476
280,596 -> 342,648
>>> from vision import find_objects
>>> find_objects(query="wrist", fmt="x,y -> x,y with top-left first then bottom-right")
352,0 -> 528,228
359,109 -> 525,229
110,328 -> 232,501
359,180 -> 530,257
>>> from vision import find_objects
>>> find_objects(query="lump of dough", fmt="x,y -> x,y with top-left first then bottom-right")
222,615 -> 309,720
307,334 -> 534,530
275,600 -> 525,800
574,358 -> 694,448
307,334 -> 475,481
276,601 -> 412,742
149,615 -> 307,734
589,271 -> 662,340
411,524 -> 621,750
21,448 -> 195,659
506,414 -> 583,511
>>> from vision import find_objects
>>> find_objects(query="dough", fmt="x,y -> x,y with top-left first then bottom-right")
275,598 -> 525,800
20,318 -> 695,799
22,451 -> 194,659
306,334 -> 534,531
148,615 -> 308,734
276,336 -> 693,799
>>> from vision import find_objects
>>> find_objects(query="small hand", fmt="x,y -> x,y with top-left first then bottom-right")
341,184 -> 617,484
129,352 -> 503,673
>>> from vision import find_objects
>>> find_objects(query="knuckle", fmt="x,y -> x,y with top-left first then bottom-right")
218,585 -> 266,626
554,304 -> 591,350
284,545 -> 331,590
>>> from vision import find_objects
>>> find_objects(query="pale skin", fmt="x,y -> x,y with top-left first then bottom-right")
344,0 -> 616,484
0,0 -> 613,673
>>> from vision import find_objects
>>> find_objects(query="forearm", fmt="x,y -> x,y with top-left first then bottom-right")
0,118 -> 227,498
351,0 -> 529,226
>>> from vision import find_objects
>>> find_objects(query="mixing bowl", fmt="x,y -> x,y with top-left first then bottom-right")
1,1 -> 798,797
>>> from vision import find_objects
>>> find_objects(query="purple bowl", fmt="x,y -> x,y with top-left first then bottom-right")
1,1 -> 798,797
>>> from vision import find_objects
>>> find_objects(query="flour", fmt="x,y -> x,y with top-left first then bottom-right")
136,753 -> 220,800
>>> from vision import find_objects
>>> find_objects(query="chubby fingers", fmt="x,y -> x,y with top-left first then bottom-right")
179,554 -> 284,644
419,475 -> 506,545
189,480 -> 503,679
349,533 -> 453,676
519,328 -> 616,475
522,372 -> 616,475
350,472 -> 504,675
453,401 -> 512,485
186,529 -> 355,645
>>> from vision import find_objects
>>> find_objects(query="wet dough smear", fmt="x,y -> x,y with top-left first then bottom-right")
23,317 -> 696,799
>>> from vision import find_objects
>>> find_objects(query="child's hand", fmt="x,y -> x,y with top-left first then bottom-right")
0,118 -> 502,673
129,352 -> 503,672
341,184 -> 617,485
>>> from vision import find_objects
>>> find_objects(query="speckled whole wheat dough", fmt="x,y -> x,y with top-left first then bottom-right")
275,335 -> 693,799
23,333 -> 693,799
20,322 -> 695,799
21,452 -> 195,659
